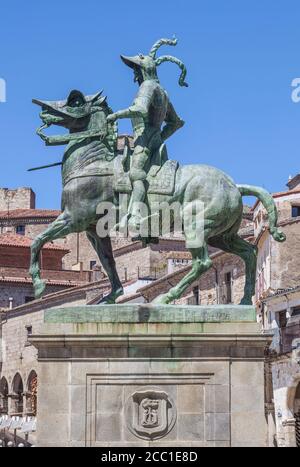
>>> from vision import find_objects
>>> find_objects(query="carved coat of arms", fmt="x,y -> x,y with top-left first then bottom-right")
126,387 -> 176,440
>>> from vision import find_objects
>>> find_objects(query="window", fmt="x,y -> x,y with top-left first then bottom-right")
25,325 -> 33,347
0,377 -> 8,414
225,272 -> 232,304
25,296 -> 34,303
292,306 -> 300,317
193,286 -> 200,305
292,206 -> 300,218
277,310 -> 287,328
11,373 -> 23,415
16,225 -> 25,235
26,371 -> 37,416
90,260 -> 97,270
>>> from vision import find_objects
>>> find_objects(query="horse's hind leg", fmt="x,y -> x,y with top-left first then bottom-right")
86,227 -> 123,304
153,245 -> 212,304
30,213 -> 72,298
208,234 -> 258,305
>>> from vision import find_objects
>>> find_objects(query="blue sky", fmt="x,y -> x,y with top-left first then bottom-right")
0,0 -> 299,208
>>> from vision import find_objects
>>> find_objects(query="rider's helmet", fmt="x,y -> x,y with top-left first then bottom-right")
120,38 -> 188,87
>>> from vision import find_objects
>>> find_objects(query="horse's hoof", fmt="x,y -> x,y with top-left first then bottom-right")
96,297 -> 114,305
34,280 -> 46,299
152,294 -> 171,305
97,295 -> 117,304
272,229 -> 286,243
96,288 -> 124,305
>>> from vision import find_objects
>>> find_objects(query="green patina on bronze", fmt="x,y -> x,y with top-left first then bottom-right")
30,38 -> 286,306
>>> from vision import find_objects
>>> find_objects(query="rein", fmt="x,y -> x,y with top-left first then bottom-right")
37,124 -> 107,145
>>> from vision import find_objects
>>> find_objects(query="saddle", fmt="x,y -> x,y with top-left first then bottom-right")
113,143 -> 179,196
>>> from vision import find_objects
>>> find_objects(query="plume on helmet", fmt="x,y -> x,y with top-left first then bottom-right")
148,37 -> 188,87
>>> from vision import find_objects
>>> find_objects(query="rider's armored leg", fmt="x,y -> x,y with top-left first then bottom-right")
127,146 -> 149,230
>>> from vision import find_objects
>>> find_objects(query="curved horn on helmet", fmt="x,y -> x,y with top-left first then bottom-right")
149,37 -> 178,59
155,55 -> 188,87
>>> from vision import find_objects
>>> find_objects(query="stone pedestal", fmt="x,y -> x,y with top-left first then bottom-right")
30,304 -> 271,447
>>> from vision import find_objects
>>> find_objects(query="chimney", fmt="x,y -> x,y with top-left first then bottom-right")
286,174 -> 300,191
0,187 -> 36,211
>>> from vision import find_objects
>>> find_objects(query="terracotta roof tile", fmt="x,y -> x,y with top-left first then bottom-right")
0,276 -> 80,287
0,208 -> 61,220
0,233 -> 69,251
166,251 -> 192,260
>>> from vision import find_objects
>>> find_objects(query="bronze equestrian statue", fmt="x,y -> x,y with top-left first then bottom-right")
107,38 -> 186,231
29,38 -> 286,305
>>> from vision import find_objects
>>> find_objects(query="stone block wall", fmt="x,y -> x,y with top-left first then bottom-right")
140,252 -> 245,306
0,294 -> 89,419
115,247 -> 151,282
270,221 -> 300,291
0,188 -> 35,211
0,308 -> 44,402
0,283 -> 70,309
29,312 -> 269,447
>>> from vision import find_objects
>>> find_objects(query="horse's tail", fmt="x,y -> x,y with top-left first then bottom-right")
237,184 -> 286,243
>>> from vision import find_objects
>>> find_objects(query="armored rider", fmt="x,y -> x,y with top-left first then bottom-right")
107,38 -> 188,231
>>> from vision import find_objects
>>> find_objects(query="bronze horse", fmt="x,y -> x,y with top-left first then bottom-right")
30,89 -> 285,305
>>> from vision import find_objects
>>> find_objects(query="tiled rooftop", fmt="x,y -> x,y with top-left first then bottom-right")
0,208 -> 61,220
0,233 -> 68,251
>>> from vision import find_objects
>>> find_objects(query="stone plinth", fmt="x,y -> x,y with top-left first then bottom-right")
30,304 -> 270,447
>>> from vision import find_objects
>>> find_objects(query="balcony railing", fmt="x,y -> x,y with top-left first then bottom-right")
120,266 -> 167,282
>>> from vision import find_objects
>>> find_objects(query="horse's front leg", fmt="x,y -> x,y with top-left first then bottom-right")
86,228 -> 123,304
30,213 -> 72,298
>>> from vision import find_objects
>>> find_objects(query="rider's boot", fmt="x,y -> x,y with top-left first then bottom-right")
111,179 -> 146,235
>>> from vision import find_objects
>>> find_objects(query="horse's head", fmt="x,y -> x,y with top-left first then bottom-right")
32,89 -> 114,145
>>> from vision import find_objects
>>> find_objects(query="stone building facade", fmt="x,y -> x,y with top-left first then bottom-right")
0,281 -> 107,445
0,232 -> 97,309
254,192 -> 300,301
113,237 -> 187,282
118,249 -> 246,307
1,172 -> 300,446
0,206 -> 99,272
261,287 -> 300,447
252,173 -> 300,447
0,188 -> 35,211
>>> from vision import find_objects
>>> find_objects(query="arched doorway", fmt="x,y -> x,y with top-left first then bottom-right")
26,371 -> 37,416
294,382 -> 300,448
0,377 -> 8,414
11,373 -> 24,415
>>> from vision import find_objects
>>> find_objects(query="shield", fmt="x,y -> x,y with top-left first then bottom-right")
127,388 -> 176,440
